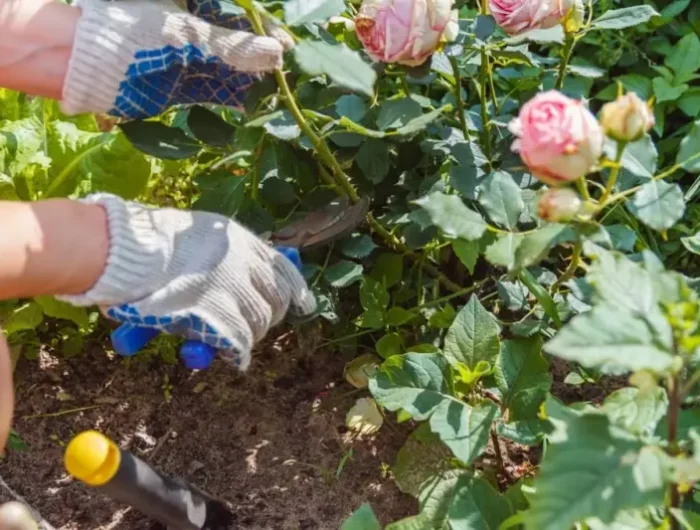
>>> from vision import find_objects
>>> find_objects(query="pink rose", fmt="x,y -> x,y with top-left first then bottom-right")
489,0 -> 576,35
355,0 -> 454,67
509,90 -> 603,185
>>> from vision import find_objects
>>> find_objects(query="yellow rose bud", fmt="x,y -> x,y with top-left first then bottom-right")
600,92 -> 655,143
537,188 -> 582,222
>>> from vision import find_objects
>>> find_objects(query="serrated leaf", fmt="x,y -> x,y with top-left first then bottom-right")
187,106 -> 235,147
262,110 -> 301,140
452,239 -> 479,275
341,234 -> 377,259
526,397 -> 665,530
601,387 -> 668,437
591,6 -> 659,30
681,232 -> 700,254
478,171 -> 524,230
193,171 -> 248,217
492,337 -> 551,421
120,121 -> 201,159
444,296 -> 501,370
652,77 -> 687,103
677,120 -> 700,172
360,277 -> 389,312
356,139 -> 390,183
294,41 -> 376,96
370,354 -> 499,464
415,192 -> 487,241
336,95 -> 367,122
514,224 -> 576,270
325,260 -> 363,287
377,98 -> 423,131
544,304 -> 675,373
485,233 -> 524,269
666,33 -> 700,83
341,503 -> 381,530
285,0 -> 345,26
627,180 -> 685,232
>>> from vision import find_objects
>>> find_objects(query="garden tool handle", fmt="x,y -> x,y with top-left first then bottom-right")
110,246 -> 303,370
65,431 -> 211,530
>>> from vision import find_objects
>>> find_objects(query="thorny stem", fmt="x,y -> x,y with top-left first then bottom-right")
668,374 -> 681,530
246,8 -> 463,294
556,33 -> 576,91
575,176 -> 591,202
551,242 -> 582,293
449,56 -> 471,143
479,49 -> 493,161
600,141 -> 627,203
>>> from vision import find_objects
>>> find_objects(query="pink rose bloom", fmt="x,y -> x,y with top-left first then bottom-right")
355,0 -> 454,67
489,0 -> 576,35
509,91 -> 603,186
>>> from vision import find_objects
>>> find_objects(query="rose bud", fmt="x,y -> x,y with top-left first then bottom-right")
537,188 -> 582,222
600,92 -> 655,143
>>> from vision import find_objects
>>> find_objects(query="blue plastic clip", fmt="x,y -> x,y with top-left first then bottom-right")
110,246 -> 302,370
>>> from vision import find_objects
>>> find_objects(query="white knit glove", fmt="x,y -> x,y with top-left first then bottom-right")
58,194 -> 316,370
62,0 -> 289,119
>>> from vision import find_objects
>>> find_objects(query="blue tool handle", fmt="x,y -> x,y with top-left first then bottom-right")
110,247 -> 303,370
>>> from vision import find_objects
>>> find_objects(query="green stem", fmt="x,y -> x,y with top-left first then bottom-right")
575,176 -> 591,202
600,141 -> 627,203
551,242 -> 582,292
668,374 -> 681,530
246,8 -> 463,294
479,49 -> 493,161
449,56 -> 470,143
555,34 -> 576,91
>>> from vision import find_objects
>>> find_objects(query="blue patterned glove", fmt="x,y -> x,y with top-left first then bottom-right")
61,0 -> 288,119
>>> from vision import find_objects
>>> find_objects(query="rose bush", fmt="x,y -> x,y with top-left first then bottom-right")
355,0 -> 455,65
3,1 -> 700,529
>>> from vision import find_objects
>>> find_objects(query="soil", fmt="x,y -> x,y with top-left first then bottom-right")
0,325 -> 416,529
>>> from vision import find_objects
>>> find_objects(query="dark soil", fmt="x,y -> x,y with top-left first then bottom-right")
0,326 -> 416,529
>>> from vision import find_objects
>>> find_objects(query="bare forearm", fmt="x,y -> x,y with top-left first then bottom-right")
0,0 -> 79,99
0,200 -> 108,300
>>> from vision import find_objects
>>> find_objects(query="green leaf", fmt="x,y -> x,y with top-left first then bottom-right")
193,171 -> 248,217
4,302 -> 43,335
261,111 -> 301,141
394,105 -> 449,136
496,419 -> 553,446
590,6 -> 659,30
371,253 -> 403,288
370,354 -> 499,464
681,232 -> 700,254
485,233 -> 524,269
671,509 -> 700,530
377,332 -> 403,359
519,269 -> 561,329
492,337 -> 551,421
386,307 -> 415,327
678,87 -> 700,117
336,95 -> 367,122
428,304 -> 456,329
666,33 -> 700,83
514,224 -> 576,270
452,239 -> 479,275
186,106 -> 235,147
392,423 -> 454,497
35,296 -> 89,329
526,397 -> 665,530
652,77 -> 688,103
477,171 -> 524,230
377,98 -> 423,130
294,41 -> 376,97
341,503 -> 381,530
677,120 -> 700,172
341,234 -> 377,259
356,139 -> 390,183
360,277 -> 389,312
285,0 -> 346,26
120,121 -> 201,159
601,387 -> 668,437
443,296 -> 501,370
447,474 -> 513,530
544,303 -> 675,373
415,192 -> 487,241
325,260 -> 363,287
627,180 -> 685,232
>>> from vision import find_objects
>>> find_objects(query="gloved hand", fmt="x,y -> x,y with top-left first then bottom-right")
61,0 -> 291,120
57,194 -> 316,370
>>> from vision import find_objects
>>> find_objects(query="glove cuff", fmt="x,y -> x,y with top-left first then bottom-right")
61,0 -> 135,116
57,194 -> 168,307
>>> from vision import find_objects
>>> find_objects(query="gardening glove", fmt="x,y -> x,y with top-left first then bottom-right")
61,0 -> 292,120
57,194 -> 316,370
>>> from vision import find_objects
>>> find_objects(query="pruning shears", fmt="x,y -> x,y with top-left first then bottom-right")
110,196 -> 370,370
